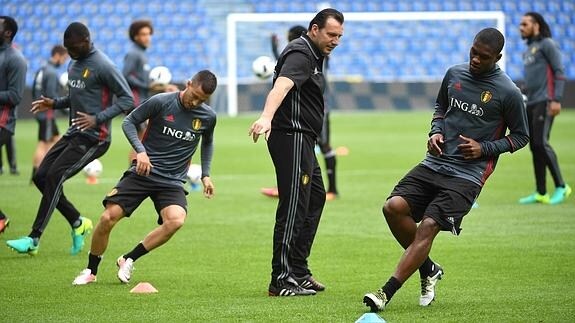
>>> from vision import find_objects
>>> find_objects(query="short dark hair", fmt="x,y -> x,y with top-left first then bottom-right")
308,8 -> 344,31
64,22 -> 90,40
474,28 -> 505,55
524,12 -> 552,38
51,45 -> 67,56
0,16 -> 18,41
288,25 -> 306,42
129,20 -> 154,42
192,70 -> 217,95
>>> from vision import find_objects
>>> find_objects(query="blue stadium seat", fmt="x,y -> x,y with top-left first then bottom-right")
3,0 -> 574,85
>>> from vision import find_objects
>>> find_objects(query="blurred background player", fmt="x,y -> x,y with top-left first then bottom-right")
124,20 -> 178,164
261,24 -> 344,201
0,16 -> 27,177
0,135 -> 18,175
124,20 -> 153,164
0,15 -> 27,230
6,22 -> 134,256
72,70 -> 217,285
518,12 -> 571,205
30,45 -> 69,182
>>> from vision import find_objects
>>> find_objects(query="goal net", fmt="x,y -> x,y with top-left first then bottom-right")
226,11 -> 505,116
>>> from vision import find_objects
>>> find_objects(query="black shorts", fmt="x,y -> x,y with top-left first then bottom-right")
37,118 -> 59,141
0,128 -> 12,146
103,171 -> 188,224
389,164 -> 481,235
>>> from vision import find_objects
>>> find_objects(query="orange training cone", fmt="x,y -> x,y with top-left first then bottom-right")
130,282 -> 158,294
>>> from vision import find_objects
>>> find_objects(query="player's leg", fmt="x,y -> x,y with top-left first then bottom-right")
6,135 -> 18,175
117,182 -> 187,283
520,102 -> 550,203
6,138 -> 69,254
28,137 -> 106,253
32,119 -> 50,183
291,156 -> 326,291
364,165 -> 439,311
72,203 -> 126,285
267,131 -> 316,296
0,128 -> 11,174
538,104 -> 571,204
319,111 -> 338,198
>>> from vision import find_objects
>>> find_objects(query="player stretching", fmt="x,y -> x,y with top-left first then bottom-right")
72,70 -> 217,285
363,28 -> 529,312
6,22 -> 133,256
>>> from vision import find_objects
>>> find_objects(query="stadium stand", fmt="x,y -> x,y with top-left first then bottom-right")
2,0 -> 574,112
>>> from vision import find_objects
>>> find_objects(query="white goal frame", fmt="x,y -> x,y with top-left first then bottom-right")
226,11 -> 505,116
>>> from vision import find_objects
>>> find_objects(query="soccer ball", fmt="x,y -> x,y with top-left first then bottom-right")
83,159 -> 103,178
59,72 -> 68,88
149,66 -> 172,85
252,56 -> 275,79
187,164 -> 202,184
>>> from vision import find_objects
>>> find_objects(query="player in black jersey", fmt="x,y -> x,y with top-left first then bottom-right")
261,25 -> 344,201
73,70 -> 217,285
6,22 -> 133,256
249,8 -> 344,297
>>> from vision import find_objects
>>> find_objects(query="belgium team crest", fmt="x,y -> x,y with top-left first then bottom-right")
82,68 -> 90,78
301,174 -> 310,185
192,118 -> 202,131
480,90 -> 492,104
106,188 -> 118,197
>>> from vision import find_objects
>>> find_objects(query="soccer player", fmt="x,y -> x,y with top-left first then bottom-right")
0,15 -> 27,229
124,20 -> 153,109
31,45 -> 69,182
262,25 -> 342,200
124,20 -> 178,164
518,12 -> 571,205
6,22 -> 134,256
72,70 -> 217,285
249,8 -> 344,296
0,15 -> 26,178
363,28 -> 529,312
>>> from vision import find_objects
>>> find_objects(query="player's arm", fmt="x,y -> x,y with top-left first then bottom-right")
248,51 -> 310,142
123,53 -> 148,90
0,56 -> 26,106
542,39 -> 566,116
480,91 -> 529,157
542,39 -> 566,103
94,65 -> 135,125
248,77 -> 294,142
200,116 -> 217,198
427,71 -> 450,156
122,97 -> 159,176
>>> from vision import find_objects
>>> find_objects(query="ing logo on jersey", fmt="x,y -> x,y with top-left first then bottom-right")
301,174 -> 310,185
480,91 -> 492,104
192,118 -> 202,131
82,68 -> 90,78
106,188 -> 118,197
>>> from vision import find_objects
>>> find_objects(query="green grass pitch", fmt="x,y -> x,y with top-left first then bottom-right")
1,110 -> 574,322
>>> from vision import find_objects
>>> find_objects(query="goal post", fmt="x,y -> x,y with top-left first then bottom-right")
226,11 -> 505,117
